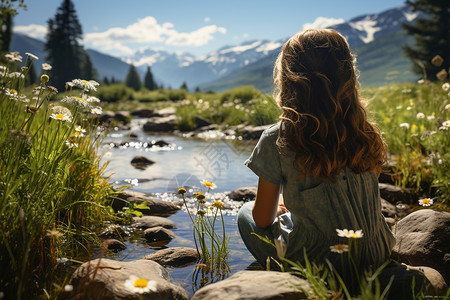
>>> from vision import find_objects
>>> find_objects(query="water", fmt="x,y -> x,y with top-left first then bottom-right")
98,119 -> 261,296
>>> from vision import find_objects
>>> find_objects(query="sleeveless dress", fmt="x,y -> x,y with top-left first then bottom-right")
237,122 -> 396,270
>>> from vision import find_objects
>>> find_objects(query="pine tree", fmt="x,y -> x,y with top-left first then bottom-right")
180,81 -> 188,91
103,76 -> 110,85
143,66 -> 156,90
125,64 -> 141,91
403,0 -> 450,80
45,0 -> 95,90
0,0 -> 25,56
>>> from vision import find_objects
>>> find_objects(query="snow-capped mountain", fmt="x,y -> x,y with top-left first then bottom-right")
127,5 -> 417,89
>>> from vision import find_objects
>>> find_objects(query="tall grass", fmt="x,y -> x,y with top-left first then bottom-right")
0,53 -> 116,298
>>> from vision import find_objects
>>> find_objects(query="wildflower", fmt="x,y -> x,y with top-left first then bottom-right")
65,138 -> 78,148
41,74 -> 49,84
46,229 -> 63,237
0,65 -> 6,73
47,86 -> 58,94
330,244 -> 349,254
61,95 -> 90,108
443,120 -> 450,128
86,95 -> 100,103
336,229 -> 364,239
209,201 -> 224,210
445,104 -> 450,111
201,179 -> 217,189
431,55 -> 444,67
416,113 -> 425,119
443,83 -> 450,91
427,115 -> 435,120
177,187 -> 187,194
399,123 -> 410,129
406,106 -> 412,111
274,236 -> 287,259
26,105 -> 38,114
5,51 -> 22,62
417,79 -> 424,84
5,88 -> 18,98
70,79 -> 99,91
8,72 -> 25,79
194,192 -> 206,201
21,66 -> 28,72
51,105 -> 72,116
197,210 -> 206,216
42,63 -> 52,70
57,257 -> 68,264
90,107 -> 102,115
50,113 -> 71,122
74,126 -> 86,137
124,276 -> 157,294
418,198 -> 433,206
25,52 -> 39,60
17,95 -> 29,103
64,284 -> 73,292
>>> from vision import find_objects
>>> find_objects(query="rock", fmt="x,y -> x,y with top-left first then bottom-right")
227,187 -> 257,202
127,196 -> 181,215
98,224 -> 127,239
407,266 -> 448,296
98,110 -> 115,124
69,259 -> 188,299
378,183 -> 418,204
381,198 -> 396,218
102,239 -> 126,252
156,107 -> 176,116
143,115 -> 177,132
132,216 -> 175,229
144,226 -> 175,243
192,270 -> 312,300
131,155 -> 155,169
131,108 -> 155,118
391,209 -> 450,285
384,217 -> 396,230
127,131 -> 138,138
112,190 -> 147,211
241,125 -> 272,140
115,111 -> 131,124
144,247 -> 199,267
147,139 -> 170,147
194,116 -> 212,129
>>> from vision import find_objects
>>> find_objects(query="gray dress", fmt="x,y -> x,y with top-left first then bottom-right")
237,122 -> 396,269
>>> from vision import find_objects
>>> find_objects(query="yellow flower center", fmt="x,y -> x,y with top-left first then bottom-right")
10,89 -> 17,95
204,181 -> 213,187
423,198 -> 430,205
134,278 -> 148,288
352,233 -> 358,238
82,80 -> 88,84
75,96 -> 86,103
56,114 -> 64,120
336,244 -> 344,250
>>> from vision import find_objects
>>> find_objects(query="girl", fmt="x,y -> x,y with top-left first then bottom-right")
237,29 -> 395,274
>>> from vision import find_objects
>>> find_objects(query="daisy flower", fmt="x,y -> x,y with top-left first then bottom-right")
25,52 -> 39,60
65,139 -> 78,148
399,123 -> 410,129
61,95 -> 90,108
8,72 -> 25,79
70,79 -> 99,91
124,276 -> 157,294
330,244 -> 349,254
5,88 -> 18,98
442,120 -> 450,128
427,115 -> 435,120
50,113 -> 71,122
442,83 -> 450,91
74,126 -> 86,137
336,229 -> 364,239
90,107 -> 102,115
418,198 -> 433,206
416,113 -> 425,119
42,63 -> 52,70
5,51 -> 22,62
86,95 -> 100,103
201,179 -> 217,190
209,201 -> 224,210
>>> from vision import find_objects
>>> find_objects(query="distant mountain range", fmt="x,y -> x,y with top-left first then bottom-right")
11,5 -> 419,92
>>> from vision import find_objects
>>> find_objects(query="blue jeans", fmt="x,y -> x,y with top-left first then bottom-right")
237,201 -> 293,268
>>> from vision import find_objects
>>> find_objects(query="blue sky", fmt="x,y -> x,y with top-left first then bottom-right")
14,0 -> 407,58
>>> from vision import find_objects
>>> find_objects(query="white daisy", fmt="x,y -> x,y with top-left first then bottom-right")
50,113 -> 71,122
442,83 -> 450,92
399,123 -> 410,129
336,228 -> 364,239
61,95 -> 90,108
330,244 -> 349,254
70,79 -> 99,91
42,63 -> 52,70
416,113 -> 425,119
124,276 -> 157,294
418,198 -> 433,206
25,52 -> 39,60
90,107 -> 102,115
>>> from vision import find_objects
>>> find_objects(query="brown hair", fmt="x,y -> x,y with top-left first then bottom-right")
273,29 -> 386,180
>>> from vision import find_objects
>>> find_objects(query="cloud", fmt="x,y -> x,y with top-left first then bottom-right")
13,24 -> 47,40
204,17 -> 211,23
166,25 -> 226,47
302,17 -> 345,30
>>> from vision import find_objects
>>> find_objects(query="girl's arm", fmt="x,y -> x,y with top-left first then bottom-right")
252,177 -> 287,228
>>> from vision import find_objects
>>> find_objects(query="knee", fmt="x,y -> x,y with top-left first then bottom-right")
237,201 -> 255,231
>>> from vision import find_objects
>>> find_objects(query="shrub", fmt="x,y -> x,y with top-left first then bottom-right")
95,83 -> 133,102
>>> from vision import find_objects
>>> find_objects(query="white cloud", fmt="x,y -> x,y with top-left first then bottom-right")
302,17 -> 345,30
166,25 -> 227,47
204,17 -> 211,23
14,24 -> 47,40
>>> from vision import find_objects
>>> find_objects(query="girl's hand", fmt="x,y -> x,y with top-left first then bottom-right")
276,203 -> 289,216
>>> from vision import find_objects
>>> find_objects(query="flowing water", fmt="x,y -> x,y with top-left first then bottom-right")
98,119 -> 261,296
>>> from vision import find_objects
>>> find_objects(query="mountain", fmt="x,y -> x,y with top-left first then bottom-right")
10,33 -> 138,82
199,6 -> 419,92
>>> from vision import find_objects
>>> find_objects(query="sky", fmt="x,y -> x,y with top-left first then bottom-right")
13,0 -> 407,59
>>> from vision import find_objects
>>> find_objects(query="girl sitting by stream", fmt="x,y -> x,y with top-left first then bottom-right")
237,28 -> 396,287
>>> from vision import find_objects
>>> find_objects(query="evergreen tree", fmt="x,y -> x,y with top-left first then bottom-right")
103,76 -> 110,85
0,0 -> 25,57
143,66 -> 157,90
180,81 -> 188,91
125,64 -> 141,91
111,76 -> 116,84
45,0 -> 95,90
195,86 -> 200,93
403,0 -> 450,80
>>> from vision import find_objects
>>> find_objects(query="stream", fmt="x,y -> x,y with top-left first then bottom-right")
98,119 -> 261,296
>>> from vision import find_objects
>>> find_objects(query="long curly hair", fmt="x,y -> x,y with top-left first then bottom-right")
273,29 -> 386,180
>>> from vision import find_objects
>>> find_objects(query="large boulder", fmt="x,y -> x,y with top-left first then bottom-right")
378,183 -> 417,204
132,216 -> 175,229
391,209 -> 450,284
144,247 -> 199,267
68,259 -> 188,299
131,108 -> 155,118
227,187 -> 257,202
113,196 -> 181,215
192,270 -> 312,299
144,226 -> 175,243
143,115 -> 177,132
130,155 -> 155,169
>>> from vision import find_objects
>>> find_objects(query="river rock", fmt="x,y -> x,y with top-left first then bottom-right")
228,187 -> 257,202
391,209 -> 450,284
115,110 -> 131,124
143,115 -> 177,132
131,155 -> 155,169
381,198 -> 396,218
131,108 -> 155,118
144,226 -> 175,243
194,116 -> 212,129
102,239 -> 126,252
156,107 -> 176,116
68,259 -> 188,299
192,270 -> 312,300
98,110 -> 115,124
132,216 -> 175,229
147,139 -> 170,147
378,183 -> 417,204
129,196 -> 181,215
144,247 -> 199,267
241,125 -> 272,140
